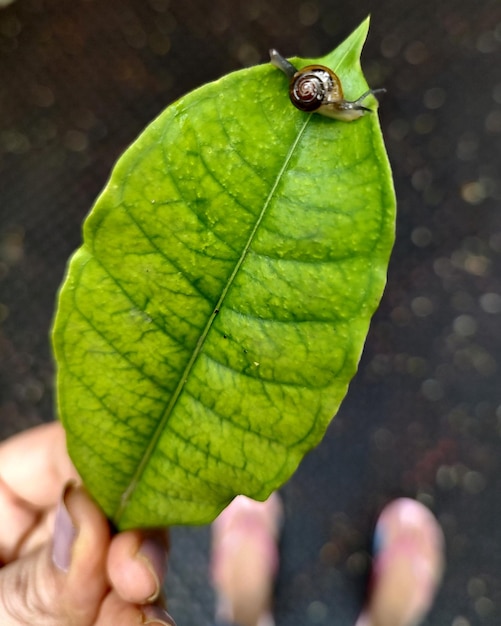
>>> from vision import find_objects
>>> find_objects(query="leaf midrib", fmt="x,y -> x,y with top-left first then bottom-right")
112,115 -> 312,524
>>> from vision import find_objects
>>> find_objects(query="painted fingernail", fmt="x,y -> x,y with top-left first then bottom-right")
142,604 -> 177,626
137,537 -> 168,602
52,482 -> 78,573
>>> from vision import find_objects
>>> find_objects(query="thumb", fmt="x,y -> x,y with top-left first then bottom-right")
0,483 -> 110,626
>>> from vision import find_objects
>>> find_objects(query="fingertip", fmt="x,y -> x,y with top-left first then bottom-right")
94,589 -> 176,626
136,535 -> 169,602
108,529 -> 169,604
64,484 -> 111,570
61,484 -> 111,616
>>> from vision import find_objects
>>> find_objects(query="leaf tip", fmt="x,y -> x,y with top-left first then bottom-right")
352,14 -> 371,46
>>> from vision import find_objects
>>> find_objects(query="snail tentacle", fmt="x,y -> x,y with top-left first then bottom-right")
269,48 -> 385,122
269,49 -> 297,79
321,88 -> 387,121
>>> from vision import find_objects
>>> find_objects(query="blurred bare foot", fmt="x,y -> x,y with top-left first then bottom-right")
211,493 -> 282,626
355,498 -> 445,626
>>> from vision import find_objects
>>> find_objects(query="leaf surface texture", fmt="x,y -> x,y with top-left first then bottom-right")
53,18 -> 396,528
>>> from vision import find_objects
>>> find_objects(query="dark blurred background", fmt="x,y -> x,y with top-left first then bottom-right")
1,0 -> 500,624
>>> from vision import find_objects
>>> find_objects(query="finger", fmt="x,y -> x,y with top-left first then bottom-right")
62,484 -> 111,619
17,508 -> 57,558
0,422 -> 79,509
107,529 -> 169,604
0,423 -> 79,562
0,475 -> 41,563
95,591 -> 176,626
0,484 -> 110,626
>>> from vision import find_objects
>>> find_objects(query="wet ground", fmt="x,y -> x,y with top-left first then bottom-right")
1,1 -> 501,624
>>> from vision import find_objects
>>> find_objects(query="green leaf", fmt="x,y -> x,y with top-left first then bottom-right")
52,17 -> 395,529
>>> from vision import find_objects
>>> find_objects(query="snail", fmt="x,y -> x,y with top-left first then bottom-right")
269,49 -> 385,121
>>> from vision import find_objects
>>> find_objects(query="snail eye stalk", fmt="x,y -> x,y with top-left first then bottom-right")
269,49 -> 385,122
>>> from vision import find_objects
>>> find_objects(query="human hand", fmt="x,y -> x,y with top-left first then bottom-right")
0,421 -> 175,626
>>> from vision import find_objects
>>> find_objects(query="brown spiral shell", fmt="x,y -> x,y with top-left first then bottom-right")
289,65 -> 344,112
270,49 -> 382,121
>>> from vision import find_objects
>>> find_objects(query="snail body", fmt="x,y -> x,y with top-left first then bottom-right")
269,49 -> 385,122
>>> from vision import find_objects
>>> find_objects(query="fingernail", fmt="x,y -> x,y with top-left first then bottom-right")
52,482 -> 77,573
142,604 -> 177,626
137,537 -> 168,602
